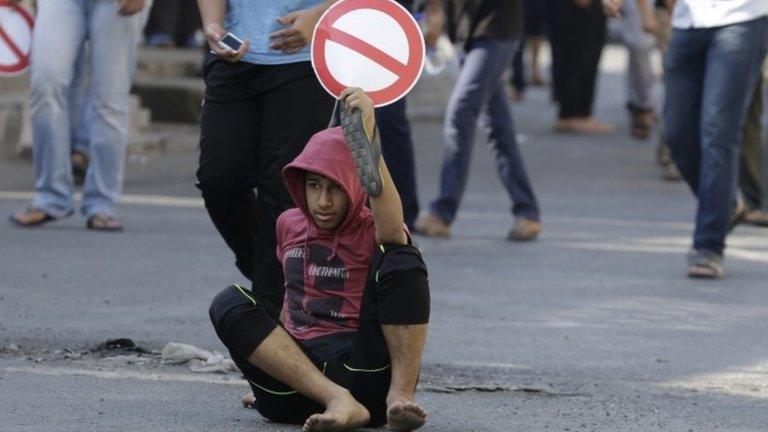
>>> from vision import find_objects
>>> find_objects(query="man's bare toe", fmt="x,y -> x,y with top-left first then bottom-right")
241,392 -> 255,408
303,414 -> 322,432
387,401 -> 428,431
303,396 -> 369,432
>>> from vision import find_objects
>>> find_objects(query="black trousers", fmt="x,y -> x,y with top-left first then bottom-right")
144,0 -> 201,46
548,0 -> 606,118
197,58 -> 335,312
376,98 -> 420,229
209,244 -> 430,428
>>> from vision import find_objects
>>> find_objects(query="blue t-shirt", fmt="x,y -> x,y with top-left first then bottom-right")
226,0 -> 326,65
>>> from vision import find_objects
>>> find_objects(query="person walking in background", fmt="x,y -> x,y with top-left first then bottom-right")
740,74 -> 768,227
661,0 -> 767,278
195,0 -> 336,314
8,0 -> 150,232
375,0 -> 428,231
145,0 -> 202,48
508,39 -> 527,101
508,0 -> 548,101
620,0 -> 658,140
649,0 -> 682,181
67,8 -> 152,186
549,0 -> 612,134
415,0 -> 541,241
523,0 -> 548,87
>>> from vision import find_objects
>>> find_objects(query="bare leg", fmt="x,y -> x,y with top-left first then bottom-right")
381,324 -> 429,431
246,327 -> 370,432
529,36 -> 545,85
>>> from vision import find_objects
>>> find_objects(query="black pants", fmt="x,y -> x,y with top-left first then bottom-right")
144,0 -> 201,46
209,244 -> 430,428
548,0 -> 606,118
197,58 -> 335,312
376,98 -> 420,229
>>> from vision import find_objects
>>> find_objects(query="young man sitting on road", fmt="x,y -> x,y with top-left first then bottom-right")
209,88 -> 431,432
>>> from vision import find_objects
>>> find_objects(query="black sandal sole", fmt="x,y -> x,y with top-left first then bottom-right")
8,208 -> 72,228
8,213 -> 55,228
340,103 -> 383,197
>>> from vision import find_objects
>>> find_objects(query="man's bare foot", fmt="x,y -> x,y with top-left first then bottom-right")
303,392 -> 369,432
241,392 -> 255,408
386,399 -> 428,431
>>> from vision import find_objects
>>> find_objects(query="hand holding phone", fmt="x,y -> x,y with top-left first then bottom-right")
217,33 -> 244,53
204,23 -> 249,63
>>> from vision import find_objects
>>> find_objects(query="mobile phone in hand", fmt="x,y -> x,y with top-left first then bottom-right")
217,32 -> 244,52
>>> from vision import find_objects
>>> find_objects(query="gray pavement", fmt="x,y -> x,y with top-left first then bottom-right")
1,48 -> 767,431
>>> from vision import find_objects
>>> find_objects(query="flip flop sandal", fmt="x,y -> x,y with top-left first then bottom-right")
340,100 -> 383,197
687,250 -> 724,279
86,214 -> 124,232
8,207 -> 69,228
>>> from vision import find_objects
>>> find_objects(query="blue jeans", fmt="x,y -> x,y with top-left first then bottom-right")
29,0 -> 145,218
665,17 -> 768,255
430,38 -> 539,224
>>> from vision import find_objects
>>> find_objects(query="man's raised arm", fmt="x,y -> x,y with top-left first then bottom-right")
340,88 -> 408,246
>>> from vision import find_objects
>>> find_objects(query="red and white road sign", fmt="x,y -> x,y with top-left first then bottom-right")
311,0 -> 425,107
0,1 -> 33,77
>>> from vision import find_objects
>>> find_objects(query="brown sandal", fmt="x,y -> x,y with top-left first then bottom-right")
8,207 -> 69,228
687,249 -> 724,279
86,214 -> 123,232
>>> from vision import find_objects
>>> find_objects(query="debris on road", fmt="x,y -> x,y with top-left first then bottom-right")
160,342 -> 236,374
94,338 -> 155,355
102,354 -> 152,365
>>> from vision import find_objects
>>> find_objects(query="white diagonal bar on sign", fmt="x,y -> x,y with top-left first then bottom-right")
326,27 -> 408,77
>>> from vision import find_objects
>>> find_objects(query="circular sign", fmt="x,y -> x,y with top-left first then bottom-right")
0,1 -> 33,76
311,0 -> 425,107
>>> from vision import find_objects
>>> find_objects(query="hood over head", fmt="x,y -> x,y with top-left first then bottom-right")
283,127 -> 367,233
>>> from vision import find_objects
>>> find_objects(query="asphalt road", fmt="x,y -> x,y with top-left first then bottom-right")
1,48 -> 767,431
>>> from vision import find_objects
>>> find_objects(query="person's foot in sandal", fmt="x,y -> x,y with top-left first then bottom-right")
744,209 -> 768,227
507,217 -> 541,241
687,249 -> 724,279
414,213 -> 451,238
87,214 -> 123,232
662,163 -> 682,182
8,207 -> 70,228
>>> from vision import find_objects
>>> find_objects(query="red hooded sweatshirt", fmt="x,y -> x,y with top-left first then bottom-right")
278,127 -> 376,341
